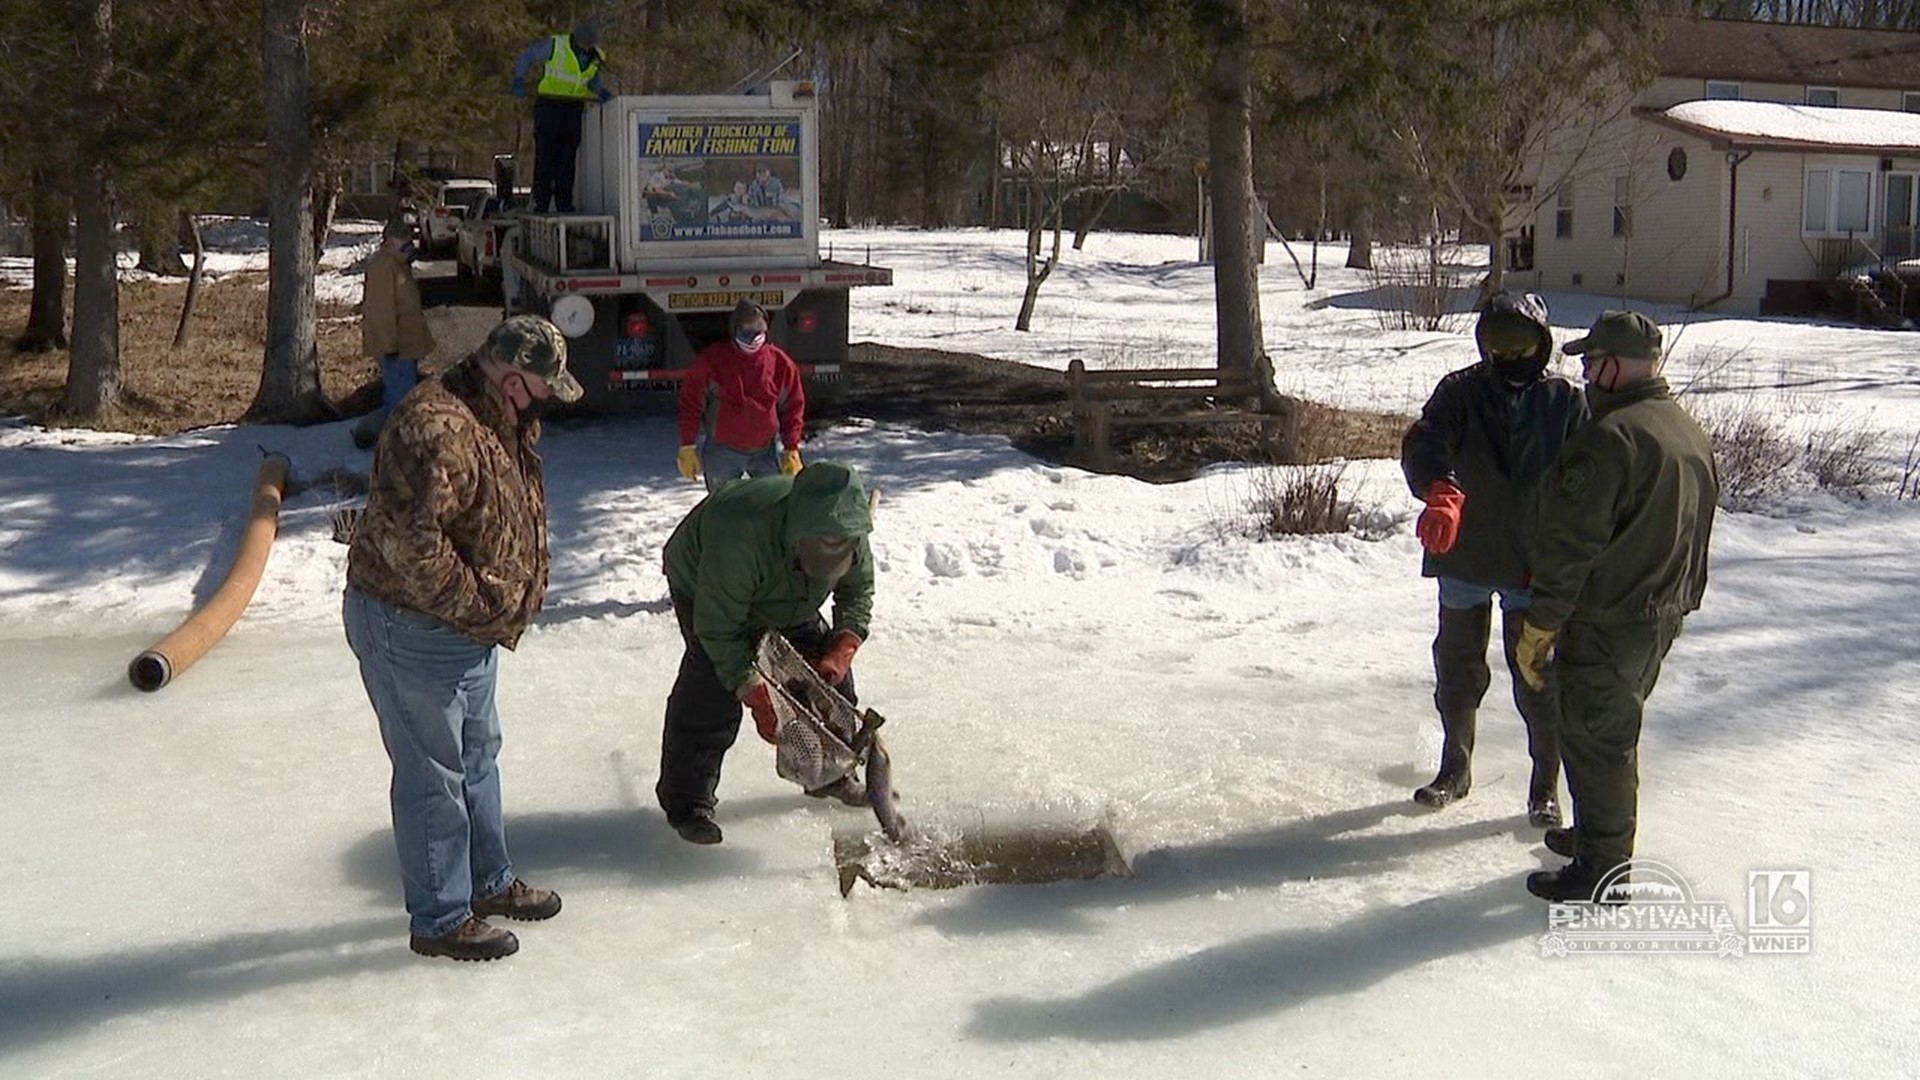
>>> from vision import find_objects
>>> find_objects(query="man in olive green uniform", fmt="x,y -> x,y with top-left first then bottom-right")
1513,310 -> 1719,903
657,461 -> 875,845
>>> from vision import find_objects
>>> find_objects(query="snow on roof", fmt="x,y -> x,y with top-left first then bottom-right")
1660,99 -> 1920,153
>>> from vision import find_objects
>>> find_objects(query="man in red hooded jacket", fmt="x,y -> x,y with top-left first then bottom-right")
676,300 -> 805,492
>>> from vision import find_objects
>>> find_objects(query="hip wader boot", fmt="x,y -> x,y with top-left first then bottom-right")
1504,612 -> 1564,828
1415,604 -> 1490,807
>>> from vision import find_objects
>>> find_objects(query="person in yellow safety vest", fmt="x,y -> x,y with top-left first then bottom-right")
512,20 -> 612,214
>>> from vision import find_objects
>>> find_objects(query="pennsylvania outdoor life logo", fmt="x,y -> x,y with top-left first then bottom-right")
1538,861 -> 1813,958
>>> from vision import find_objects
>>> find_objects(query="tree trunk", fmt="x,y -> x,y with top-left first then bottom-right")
1072,186 -> 1125,251
311,173 -> 339,263
1198,0 -> 1265,375
1346,202 -> 1374,270
252,0 -> 329,424
173,212 -> 206,348
20,165 -> 69,351
134,206 -> 188,276
1015,206 -> 1063,332
66,0 -> 121,418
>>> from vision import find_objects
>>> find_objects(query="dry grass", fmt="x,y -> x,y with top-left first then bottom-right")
0,275 -> 373,434
1248,463 -> 1356,536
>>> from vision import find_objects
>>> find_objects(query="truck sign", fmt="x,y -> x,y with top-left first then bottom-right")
637,119 -> 805,243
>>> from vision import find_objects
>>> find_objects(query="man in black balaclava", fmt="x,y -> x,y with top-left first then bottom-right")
1399,291 -> 1589,829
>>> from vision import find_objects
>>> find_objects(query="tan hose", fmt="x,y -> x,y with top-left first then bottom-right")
129,454 -> 291,692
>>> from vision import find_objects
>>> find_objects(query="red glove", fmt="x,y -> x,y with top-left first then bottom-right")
1417,480 -> 1465,555
813,631 -> 861,685
741,683 -> 779,745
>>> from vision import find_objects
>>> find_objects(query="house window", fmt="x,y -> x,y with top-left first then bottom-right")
1612,176 -> 1632,238
1805,87 -> 1840,107
1804,167 -> 1874,234
1706,81 -> 1741,100
1555,186 -> 1574,238
1904,91 -> 1920,113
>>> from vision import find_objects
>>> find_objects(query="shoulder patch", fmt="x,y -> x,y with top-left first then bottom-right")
1556,453 -> 1596,499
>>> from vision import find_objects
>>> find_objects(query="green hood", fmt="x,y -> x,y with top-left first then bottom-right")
783,461 -> 871,551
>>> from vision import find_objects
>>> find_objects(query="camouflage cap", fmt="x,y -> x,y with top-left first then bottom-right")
1562,310 -> 1663,360
486,315 -> 583,402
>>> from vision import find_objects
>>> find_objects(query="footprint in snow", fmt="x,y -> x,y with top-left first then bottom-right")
1052,547 -> 1087,574
924,543 -> 967,578
1029,518 -> 1067,539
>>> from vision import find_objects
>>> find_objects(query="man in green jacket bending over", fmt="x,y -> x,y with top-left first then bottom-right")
1514,310 -> 1719,903
657,461 -> 875,844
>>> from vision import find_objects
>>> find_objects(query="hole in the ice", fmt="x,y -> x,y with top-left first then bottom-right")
832,824 -> 1130,896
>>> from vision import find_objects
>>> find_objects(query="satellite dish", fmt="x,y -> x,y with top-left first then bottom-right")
551,293 -> 595,338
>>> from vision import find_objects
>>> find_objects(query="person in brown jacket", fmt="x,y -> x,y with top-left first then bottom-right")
342,314 -> 583,962
352,220 -> 436,449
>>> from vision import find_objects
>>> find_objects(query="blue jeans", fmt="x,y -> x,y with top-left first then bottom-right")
700,441 -> 781,494
356,354 -> 422,439
343,586 -> 513,938
1438,576 -> 1532,612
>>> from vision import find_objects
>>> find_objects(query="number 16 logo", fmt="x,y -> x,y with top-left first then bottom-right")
1747,870 -> 1812,954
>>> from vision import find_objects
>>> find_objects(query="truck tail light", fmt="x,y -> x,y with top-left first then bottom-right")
625,314 -> 650,338
794,309 -> 819,334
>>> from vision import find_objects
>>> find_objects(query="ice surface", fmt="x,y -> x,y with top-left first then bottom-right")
2,226 -> 1917,1076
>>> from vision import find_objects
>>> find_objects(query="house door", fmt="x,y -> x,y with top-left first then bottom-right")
1884,173 -> 1916,259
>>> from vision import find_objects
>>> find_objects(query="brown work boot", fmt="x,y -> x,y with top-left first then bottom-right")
408,917 -> 519,961
472,878 -> 562,921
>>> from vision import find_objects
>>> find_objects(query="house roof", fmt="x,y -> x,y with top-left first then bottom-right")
1655,17 -> 1920,91
1647,99 -> 1920,154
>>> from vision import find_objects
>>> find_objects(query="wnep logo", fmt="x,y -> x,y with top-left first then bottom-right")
1745,870 -> 1813,954
1538,860 -> 1747,957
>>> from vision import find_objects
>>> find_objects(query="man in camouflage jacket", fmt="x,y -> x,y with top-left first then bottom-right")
343,315 -> 583,961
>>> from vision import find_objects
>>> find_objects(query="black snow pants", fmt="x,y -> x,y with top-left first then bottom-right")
655,591 -> 856,823
1433,601 -> 1562,789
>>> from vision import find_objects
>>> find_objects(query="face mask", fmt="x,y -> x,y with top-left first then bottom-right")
794,535 -> 857,584
734,328 -> 767,353
505,373 -> 553,428
1486,346 -> 1547,388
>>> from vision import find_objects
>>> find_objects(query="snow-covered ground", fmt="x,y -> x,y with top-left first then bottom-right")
2,227 -> 1916,1077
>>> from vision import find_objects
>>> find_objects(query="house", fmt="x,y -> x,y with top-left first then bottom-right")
1513,17 -> 1920,316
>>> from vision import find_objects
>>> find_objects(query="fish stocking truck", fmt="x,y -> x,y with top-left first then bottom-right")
501,80 -> 891,407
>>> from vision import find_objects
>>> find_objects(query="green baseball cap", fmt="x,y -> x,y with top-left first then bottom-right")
1562,310 -> 1663,360
486,315 -> 584,402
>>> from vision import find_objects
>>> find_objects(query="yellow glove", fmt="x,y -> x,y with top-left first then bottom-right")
780,448 -> 803,475
1514,619 -> 1559,692
676,445 -> 700,482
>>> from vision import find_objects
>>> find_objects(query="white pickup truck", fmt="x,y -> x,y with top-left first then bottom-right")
454,190 -> 528,299
502,81 -> 890,409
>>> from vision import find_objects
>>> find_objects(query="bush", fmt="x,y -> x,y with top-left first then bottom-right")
1802,425 -> 1886,498
1248,464 -> 1355,537
1695,400 -> 1798,510
1900,431 -> 1920,501
1362,244 -> 1473,334
1689,395 -> 1896,508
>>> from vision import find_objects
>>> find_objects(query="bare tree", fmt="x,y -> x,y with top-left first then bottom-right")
1197,0 -> 1265,376
66,0 -> 121,418
253,0 -> 328,424
21,165 -> 69,351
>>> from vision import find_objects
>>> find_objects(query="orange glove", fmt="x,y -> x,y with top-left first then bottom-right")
813,631 -> 861,685
780,448 -> 802,475
1417,480 -> 1465,555
676,445 -> 700,482
741,683 -> 779,744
